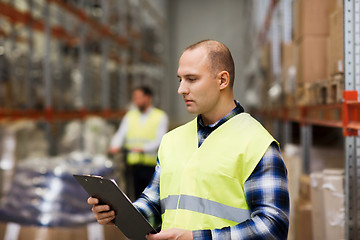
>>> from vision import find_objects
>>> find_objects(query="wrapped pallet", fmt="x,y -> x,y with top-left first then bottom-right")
0,152 -> 114,227
322,169 -> 345,240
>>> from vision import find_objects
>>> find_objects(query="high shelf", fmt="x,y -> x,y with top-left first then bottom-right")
0,0 -> 166,121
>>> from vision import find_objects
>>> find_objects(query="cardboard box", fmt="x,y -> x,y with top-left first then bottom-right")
329,0 -> 343,15
260,43 -> 271,71
282,43 -> 296,70
295,199 -> 313,240
282,144 -> 302,240
0,223 -> 128,240
310,172 -> 325,240
294,0 -> 330,40
0,223 -> 88,240
297,37 -> 328,83
328,9 -> 344,76
323,169 -> 345,240
299,175 -> 311,201
281,43 -> 297,94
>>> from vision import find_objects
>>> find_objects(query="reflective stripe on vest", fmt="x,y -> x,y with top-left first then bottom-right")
160,194 -> 250,223
125,108 -> 165,166
159,113 -> 277,230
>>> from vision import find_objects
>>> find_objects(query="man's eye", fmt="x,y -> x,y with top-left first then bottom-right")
188,78 -> 196,81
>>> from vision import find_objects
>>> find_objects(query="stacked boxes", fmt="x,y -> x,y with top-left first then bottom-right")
295,175 -> 313,240
283,0 -> 345,106
328,1 -> 344,76
294,0 -> 329,84
310,172 -> 325,240
281,43 -> 297,106
297,37 -> 328,84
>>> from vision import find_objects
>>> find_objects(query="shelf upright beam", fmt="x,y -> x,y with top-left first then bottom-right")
101,0 -> 110,112
56,2 -> 64,110
344,0 -> 360,238
43,0 -> 52,111
43,0 -> 55,156
26,0 -> 34,109
117,0 -> 129,108
300,124 -> 312,174
130,0 -> 142,87
78,0 -> 87,111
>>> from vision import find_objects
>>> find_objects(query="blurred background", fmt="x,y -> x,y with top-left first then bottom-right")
0,0 -> 354,239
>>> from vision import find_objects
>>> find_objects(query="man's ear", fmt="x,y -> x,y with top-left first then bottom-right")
217,71 -> 230,90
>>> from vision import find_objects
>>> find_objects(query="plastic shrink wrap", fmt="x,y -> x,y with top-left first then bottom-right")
0,151 -> 114,227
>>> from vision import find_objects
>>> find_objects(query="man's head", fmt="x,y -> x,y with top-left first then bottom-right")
132,86 -> 153,112
185,39 -> 235,88
177,40 -> 235,118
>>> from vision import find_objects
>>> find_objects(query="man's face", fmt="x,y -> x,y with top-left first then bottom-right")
132,89 -> 150,112
177,47 -> 220,115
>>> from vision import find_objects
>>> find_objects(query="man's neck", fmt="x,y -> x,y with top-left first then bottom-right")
139,105 -> 152,114
201,99 -> 236,126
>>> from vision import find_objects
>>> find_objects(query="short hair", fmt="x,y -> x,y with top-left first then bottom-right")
185,39 -> 235,88
133,86 -> 153,97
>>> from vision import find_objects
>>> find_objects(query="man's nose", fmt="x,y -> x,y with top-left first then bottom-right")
178,80 -> 188,95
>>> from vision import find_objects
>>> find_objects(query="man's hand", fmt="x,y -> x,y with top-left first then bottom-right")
87,197 -> 115,225
146,228 -> 193,240
131,148 -> 143,153
108,147 -> 120,154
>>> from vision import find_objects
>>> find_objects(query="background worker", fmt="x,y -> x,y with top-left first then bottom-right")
109,86 -> 168,198
89,40 -> 289,240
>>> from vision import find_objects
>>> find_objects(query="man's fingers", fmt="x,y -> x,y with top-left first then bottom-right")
146,229 -> 193,240
97,215 -> 116,225
92,204 -> 111,213
146,231 -> 170,240
87,197 -> 99,205
94,210 -> 115,219
87,197 -> 115,225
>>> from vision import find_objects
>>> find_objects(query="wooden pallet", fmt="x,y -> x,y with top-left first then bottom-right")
295,75 -> 344,106
316,74 -> 344,104
295,82 -> 313,106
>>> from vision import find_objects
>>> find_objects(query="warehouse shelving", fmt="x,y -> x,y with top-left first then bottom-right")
0,0 -> 166,121
253,0 -> 360,238
0,0 -> 167,162
258,90 -> 360,135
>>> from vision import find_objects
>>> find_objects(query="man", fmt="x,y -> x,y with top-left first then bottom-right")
89,40 -> 289,239
109,86 -> 168,198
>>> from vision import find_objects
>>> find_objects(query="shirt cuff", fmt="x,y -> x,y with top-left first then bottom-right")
192,229 -> 212,240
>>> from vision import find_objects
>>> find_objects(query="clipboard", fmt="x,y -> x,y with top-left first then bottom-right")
73,174 -> 157,240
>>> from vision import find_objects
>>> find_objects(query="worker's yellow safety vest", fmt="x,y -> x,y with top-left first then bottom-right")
125,108 -> 165,166
158,113 -> 277,230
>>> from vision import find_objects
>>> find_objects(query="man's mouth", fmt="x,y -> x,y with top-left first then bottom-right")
184,99 -> 193,104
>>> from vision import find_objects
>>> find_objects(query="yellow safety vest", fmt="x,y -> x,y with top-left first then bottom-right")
158,113 -> 277,230
125,108 -> 165,166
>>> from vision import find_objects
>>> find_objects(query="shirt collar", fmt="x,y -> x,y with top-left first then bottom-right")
197,100 -> 244,129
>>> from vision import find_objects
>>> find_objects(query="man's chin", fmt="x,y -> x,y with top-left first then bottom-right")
185,106 -> 199,115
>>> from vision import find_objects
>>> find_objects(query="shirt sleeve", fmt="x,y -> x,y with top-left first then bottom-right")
142,114 -> 169,153
193,143 -> 289,240
133,158 -> 162,228
109,114 -> 129,149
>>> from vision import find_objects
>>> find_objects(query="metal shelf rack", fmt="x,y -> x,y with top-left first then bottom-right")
254,0 -> 360,238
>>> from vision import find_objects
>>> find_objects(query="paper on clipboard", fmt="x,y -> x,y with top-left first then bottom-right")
73,174 -> 157,240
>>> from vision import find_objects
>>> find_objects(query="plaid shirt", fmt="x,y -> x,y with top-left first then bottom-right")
134,102 -> 289,239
